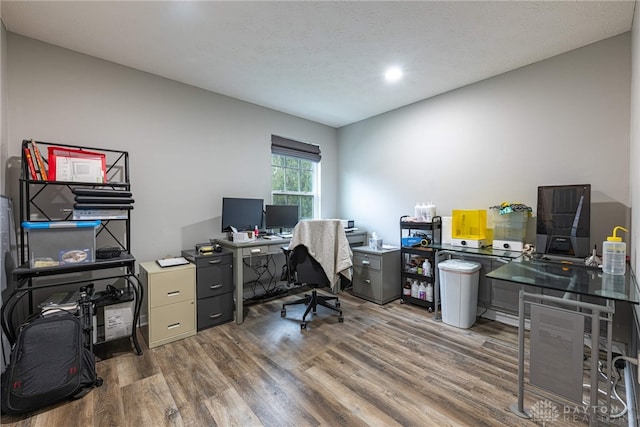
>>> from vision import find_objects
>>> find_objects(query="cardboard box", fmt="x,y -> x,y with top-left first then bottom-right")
104,301 -> 133,341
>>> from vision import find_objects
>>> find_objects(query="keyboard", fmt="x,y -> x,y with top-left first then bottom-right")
279,233 -> 293,239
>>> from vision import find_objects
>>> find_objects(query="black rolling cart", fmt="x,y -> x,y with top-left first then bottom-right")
399,215 -> 442,312
2,140 -> 143,356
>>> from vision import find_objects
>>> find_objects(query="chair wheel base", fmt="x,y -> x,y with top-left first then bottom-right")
301,322 -> 307,329
281,309 -> 286,317
338,316 -> 344,323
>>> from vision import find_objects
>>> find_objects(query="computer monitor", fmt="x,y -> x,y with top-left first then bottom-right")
536,184 -> 591,258
265,204 -> 299,234
221,197 -> 264,232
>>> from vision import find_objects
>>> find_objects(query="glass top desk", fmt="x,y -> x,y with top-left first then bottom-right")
429,243 -> 525,260
487,256 -> 640,304
487,256 -> 639,422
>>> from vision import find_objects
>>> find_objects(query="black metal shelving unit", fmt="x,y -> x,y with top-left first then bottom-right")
399,215 -> 442,312
2,139 -> 143,355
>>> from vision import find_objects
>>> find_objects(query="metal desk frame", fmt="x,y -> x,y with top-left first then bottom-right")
487,259 -> 639,426
216,230 -> 367,324
511,291 -> 615,426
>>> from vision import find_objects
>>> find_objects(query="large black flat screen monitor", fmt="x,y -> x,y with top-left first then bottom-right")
536,184 -> 591,258
221,197 -> 264,232
265,204 -> 299,232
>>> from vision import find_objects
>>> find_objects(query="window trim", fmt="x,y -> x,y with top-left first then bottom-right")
271,135 -> 321,163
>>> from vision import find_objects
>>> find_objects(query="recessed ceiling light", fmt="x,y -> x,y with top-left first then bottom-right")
385,67 -> 403,82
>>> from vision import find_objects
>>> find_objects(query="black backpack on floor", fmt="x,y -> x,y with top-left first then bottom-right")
1,310 -> 103,415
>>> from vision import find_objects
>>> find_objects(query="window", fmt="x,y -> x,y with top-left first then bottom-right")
271,135 -> 320,220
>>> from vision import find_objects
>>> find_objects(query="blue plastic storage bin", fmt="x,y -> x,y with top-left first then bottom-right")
22,220 -> 100,268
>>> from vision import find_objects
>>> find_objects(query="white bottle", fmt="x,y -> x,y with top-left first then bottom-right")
425,202 -> 436,222
602,226 -> 628,275
426,283 -> 433,302
418,281 -> 426,300
414,202 -> 421,220
411,280 -> 419,298
423,259 -> 432,277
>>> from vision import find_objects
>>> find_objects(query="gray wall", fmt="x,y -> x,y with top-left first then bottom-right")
5,34 -> 339,264
338,33 -> 631,251
630,0 -> 640,416
4,34 -> 633,262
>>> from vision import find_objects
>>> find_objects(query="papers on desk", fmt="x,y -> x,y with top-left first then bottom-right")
156,257 -> 190,268
382,244 -> 399,250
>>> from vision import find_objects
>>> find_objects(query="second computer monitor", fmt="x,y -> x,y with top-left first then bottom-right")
265,204 -> 299,234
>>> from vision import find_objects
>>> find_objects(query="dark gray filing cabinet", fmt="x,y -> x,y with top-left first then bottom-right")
182,249 -> 234,330
352,246 -> 400,304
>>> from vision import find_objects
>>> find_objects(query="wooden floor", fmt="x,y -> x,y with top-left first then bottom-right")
1,291 -> 631,427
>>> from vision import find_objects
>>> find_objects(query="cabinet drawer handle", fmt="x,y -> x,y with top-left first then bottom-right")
167,323 -> 181,330
361,260 -> 370,266
250,248 -> 261,254
210,284 -> 223,290
363,279 -> 371,284
167,291 -> 180,297
209,259 -> 222,264
209,313 -> 222,319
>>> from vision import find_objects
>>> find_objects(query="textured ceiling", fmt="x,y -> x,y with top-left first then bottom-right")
1,1 -> 635,128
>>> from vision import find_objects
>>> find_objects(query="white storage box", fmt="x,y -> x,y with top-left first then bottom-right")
232,231 -> 255,243
104,301 -> 133,341
438,259 -> 481,329
23,220 -> 100,268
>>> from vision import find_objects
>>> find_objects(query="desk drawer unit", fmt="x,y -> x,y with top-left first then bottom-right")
140,262 -> 196,349
195,254 -> 233,299
352,247 -> 400,305
150,299 -> 197,343
242,246 -> 269,257
197,294 -> 234,330
182,249 -> 234,330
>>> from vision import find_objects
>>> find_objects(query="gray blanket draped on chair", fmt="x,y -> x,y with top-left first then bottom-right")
288,219 -> 353,291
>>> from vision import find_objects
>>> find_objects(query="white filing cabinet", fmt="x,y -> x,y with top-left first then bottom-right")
140,261 -> 196,349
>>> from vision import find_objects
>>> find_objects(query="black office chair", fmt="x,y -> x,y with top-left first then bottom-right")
280,245 -> 344,329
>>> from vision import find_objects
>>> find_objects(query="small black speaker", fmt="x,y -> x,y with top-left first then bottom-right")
96,247 -> 123,259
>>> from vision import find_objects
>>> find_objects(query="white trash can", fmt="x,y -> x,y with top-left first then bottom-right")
438,259 -> 481,328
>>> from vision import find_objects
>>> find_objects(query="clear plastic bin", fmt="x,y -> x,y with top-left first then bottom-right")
23,220 -> 100,268
492,210 -> 528,241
